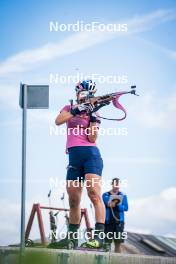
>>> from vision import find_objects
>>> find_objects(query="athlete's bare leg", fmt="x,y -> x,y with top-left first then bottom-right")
85,174 -> 105,223
66,180 -> 83,224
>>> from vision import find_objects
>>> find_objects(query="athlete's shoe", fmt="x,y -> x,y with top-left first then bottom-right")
47,237 -> 78,249
80,238 -> 103,249
48,223 -> 79,249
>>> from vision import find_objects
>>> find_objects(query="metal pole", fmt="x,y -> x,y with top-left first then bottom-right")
20,84 -> 27,262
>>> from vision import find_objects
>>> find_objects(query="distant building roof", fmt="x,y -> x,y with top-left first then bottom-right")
123,232 -> 176,257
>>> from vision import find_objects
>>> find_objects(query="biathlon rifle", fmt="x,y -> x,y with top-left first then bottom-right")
85,85 -> 139,121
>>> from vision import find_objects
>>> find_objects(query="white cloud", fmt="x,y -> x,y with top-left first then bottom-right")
129,91 -> 176,129
0,200 -> 20,245
127,9 -> 175,33
0,84 -> 19,109
127,187 -> 176,236
0,9 -> 175,76
168,51 -> 176,60
138,37 -> 176,60
105,156 -> 164,165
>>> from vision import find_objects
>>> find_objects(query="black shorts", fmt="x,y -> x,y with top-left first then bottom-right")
104,222 -> 125,243
66,146 -> 103,181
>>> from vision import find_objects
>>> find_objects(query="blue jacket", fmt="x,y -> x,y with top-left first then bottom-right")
102,191 -> 128,224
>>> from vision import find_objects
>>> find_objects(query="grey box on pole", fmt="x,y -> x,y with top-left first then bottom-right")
19,84 -> 49,109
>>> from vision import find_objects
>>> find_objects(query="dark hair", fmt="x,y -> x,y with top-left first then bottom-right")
112,178 -> 120,184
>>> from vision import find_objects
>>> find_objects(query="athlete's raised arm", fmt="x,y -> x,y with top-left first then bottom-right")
55,110 -> 73,126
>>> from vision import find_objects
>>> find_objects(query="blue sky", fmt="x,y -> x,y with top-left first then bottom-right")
0,0 -> 176,245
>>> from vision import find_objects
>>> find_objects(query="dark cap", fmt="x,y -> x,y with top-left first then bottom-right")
112,177 -> 120,184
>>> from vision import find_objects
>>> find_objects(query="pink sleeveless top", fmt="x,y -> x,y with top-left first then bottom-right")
60,105 -> 100,149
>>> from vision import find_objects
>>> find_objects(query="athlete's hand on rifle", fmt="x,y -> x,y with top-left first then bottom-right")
70,103 -> 93,116
70,101 -> 110,116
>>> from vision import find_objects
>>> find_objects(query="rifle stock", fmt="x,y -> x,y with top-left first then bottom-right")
84,89 -> 136,106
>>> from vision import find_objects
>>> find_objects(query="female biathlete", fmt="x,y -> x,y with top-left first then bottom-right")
51,80 -> 109,249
